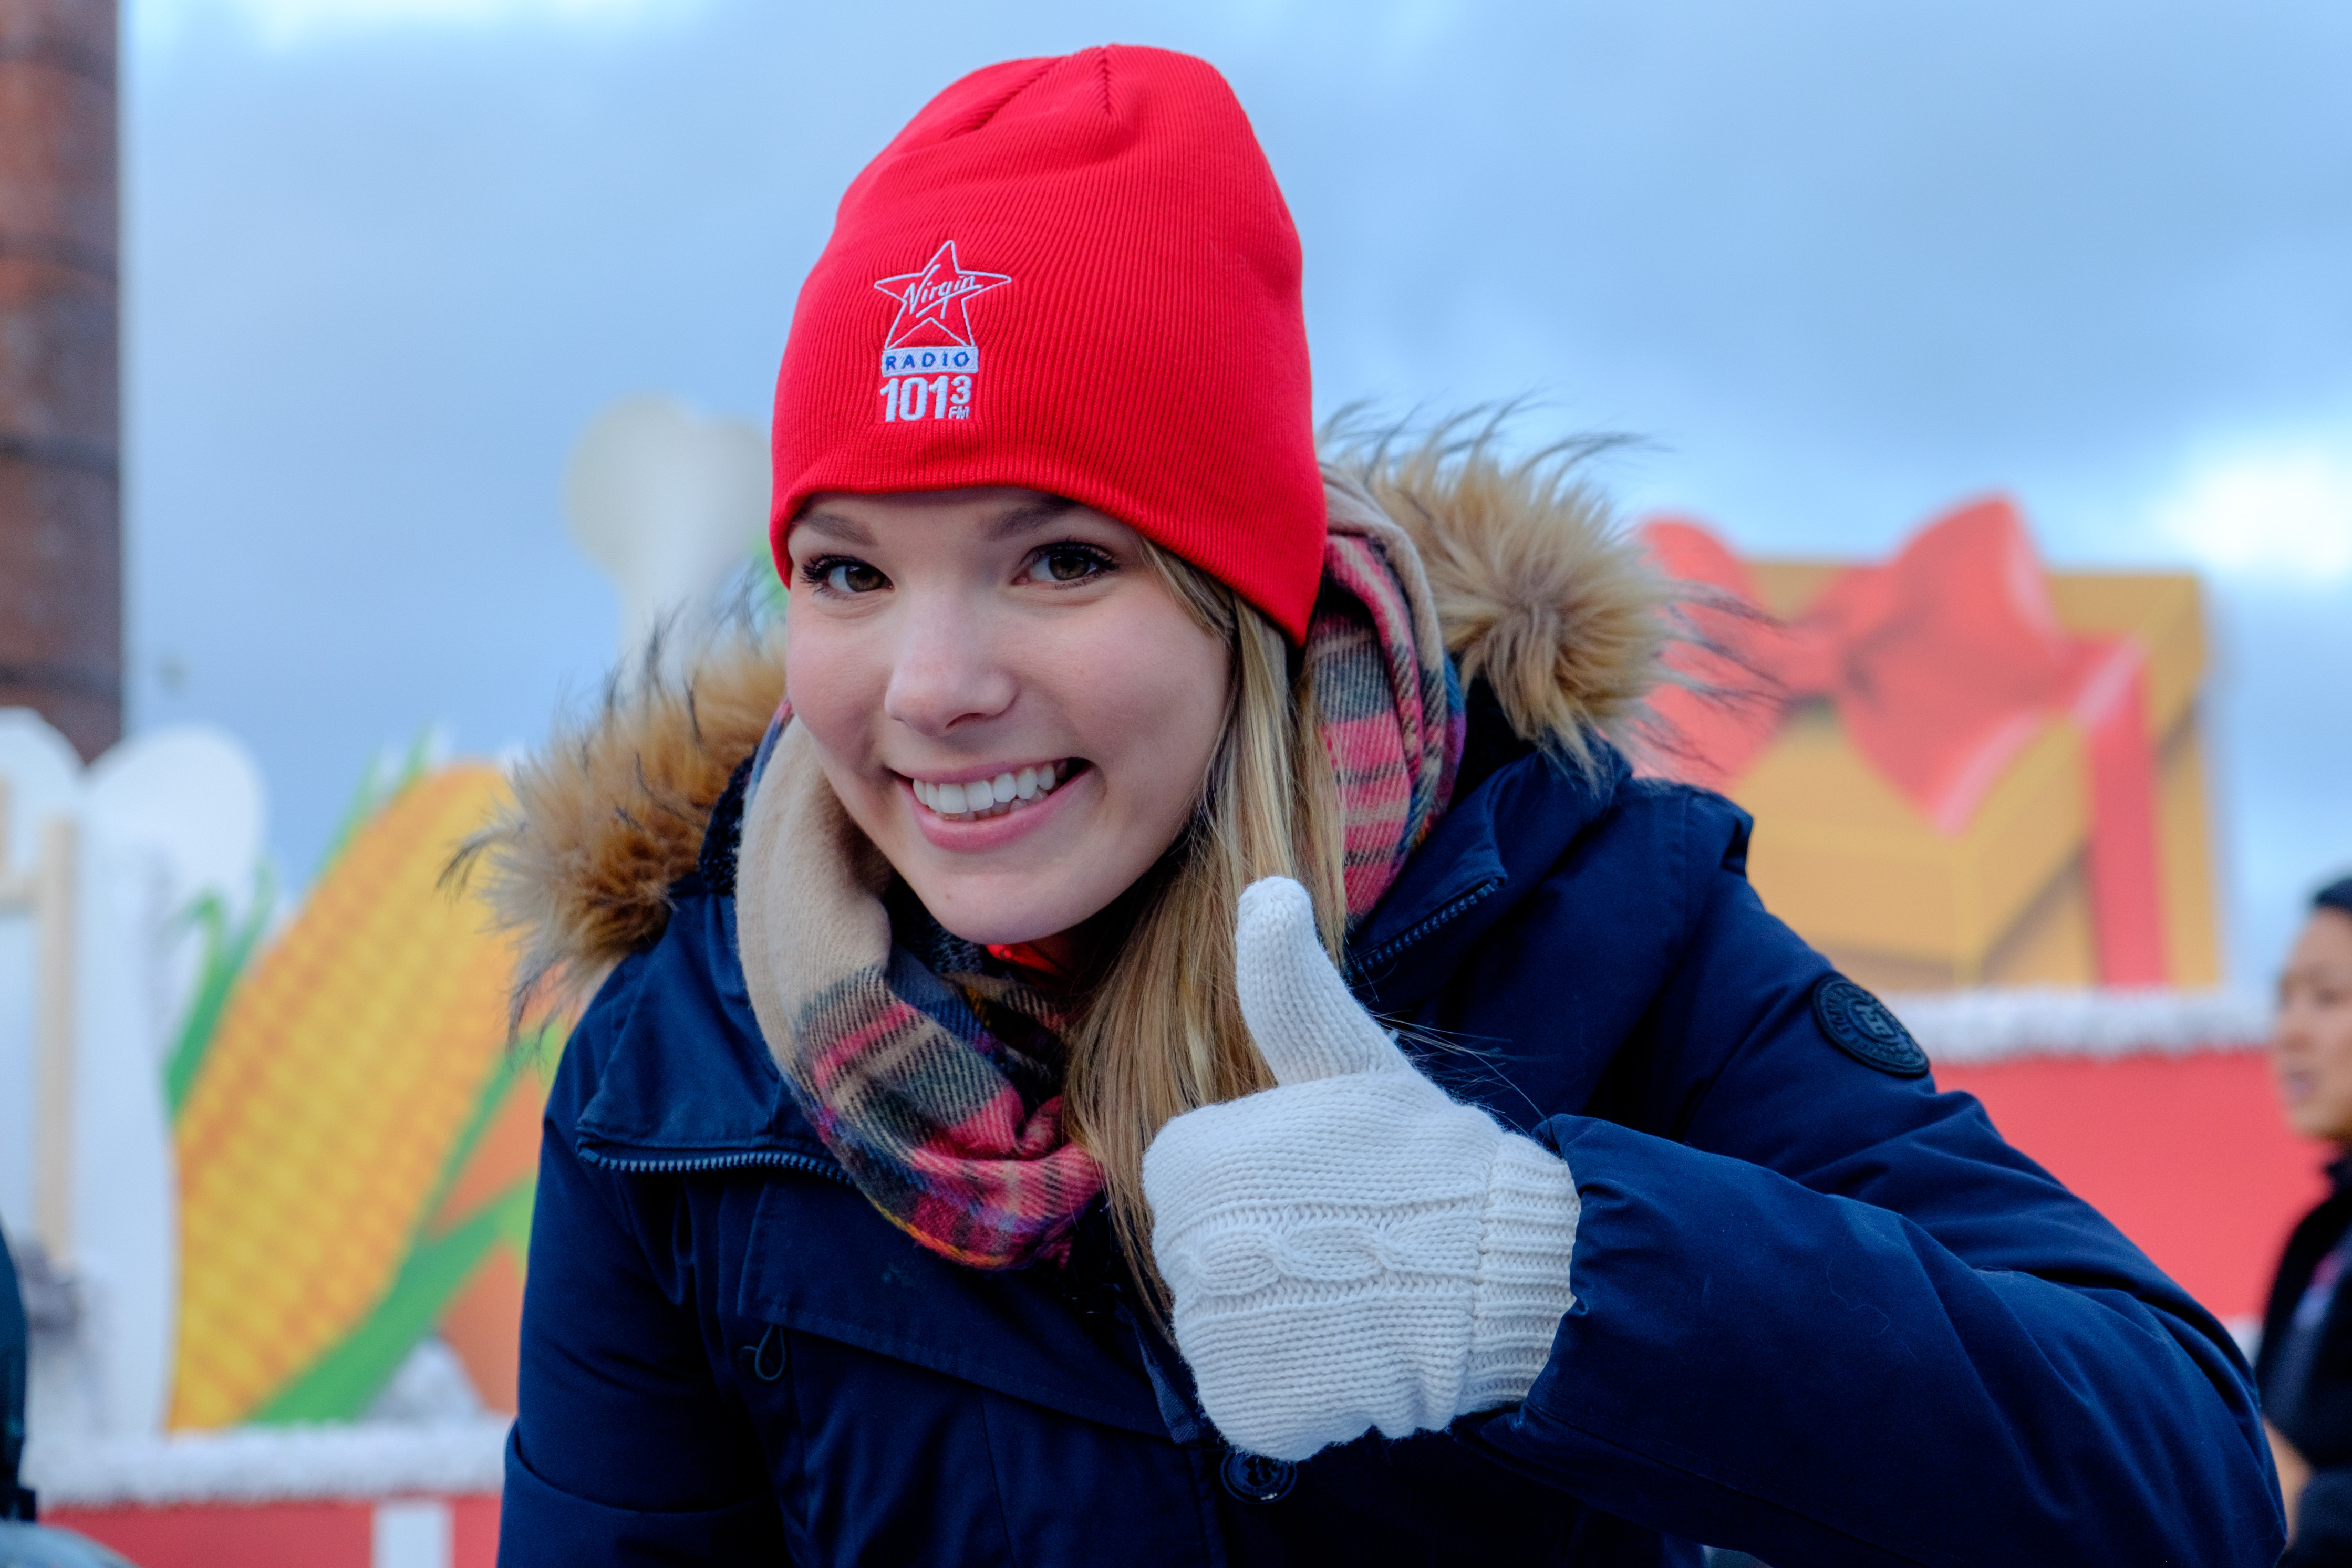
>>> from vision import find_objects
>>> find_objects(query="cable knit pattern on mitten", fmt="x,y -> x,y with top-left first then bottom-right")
1143,878 -> 1581,1461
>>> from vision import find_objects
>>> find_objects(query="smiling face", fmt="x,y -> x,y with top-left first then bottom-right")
2274,908 -> 2352,1144
782,487 -> 1231,948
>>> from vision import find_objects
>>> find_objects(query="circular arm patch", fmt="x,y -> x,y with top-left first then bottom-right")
1811,975 -> 1931,1077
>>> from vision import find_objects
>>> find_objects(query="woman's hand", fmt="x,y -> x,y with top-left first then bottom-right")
2271,1420 -> 2312,1538
1141,877 -> 1581,1461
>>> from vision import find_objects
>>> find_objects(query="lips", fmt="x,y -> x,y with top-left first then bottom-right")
907,760 -> 1077,822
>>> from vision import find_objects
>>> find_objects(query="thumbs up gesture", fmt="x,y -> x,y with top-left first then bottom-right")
1142,878 -> 1582,1462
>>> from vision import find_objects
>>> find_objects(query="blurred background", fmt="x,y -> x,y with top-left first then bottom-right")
2,2 -> 2348,1561
119,0 -> 2350,983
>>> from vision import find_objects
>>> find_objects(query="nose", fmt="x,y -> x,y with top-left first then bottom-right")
882,590 -> 1018,738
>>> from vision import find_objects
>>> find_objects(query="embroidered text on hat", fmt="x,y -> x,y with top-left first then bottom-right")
874,241 -> 1010,422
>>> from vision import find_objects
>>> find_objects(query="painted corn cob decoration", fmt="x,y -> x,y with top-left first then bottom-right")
169,765 -> 522,1429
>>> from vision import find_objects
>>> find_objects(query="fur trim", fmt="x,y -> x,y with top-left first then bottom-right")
482,424 -> 1669,1006
1328,421 -> 1669,774
449,620 -> 786,1025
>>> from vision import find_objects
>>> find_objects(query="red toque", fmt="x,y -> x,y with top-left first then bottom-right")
769,46 -> 1324,641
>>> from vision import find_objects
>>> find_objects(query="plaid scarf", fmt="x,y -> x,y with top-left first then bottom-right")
734,474 -> 1465,1271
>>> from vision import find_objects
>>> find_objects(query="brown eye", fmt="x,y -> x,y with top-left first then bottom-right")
814,559 -> 888,594
1029,545 -> 1110,584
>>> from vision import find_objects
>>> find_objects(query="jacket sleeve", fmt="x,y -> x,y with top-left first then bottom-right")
1467,791 -> 2284,1567
500,970 -> 788,1565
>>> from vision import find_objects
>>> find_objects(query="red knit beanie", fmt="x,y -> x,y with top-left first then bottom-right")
769,46 -> 1324,642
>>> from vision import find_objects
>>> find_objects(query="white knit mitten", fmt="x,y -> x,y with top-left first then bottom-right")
1141,877 -> 1581,1462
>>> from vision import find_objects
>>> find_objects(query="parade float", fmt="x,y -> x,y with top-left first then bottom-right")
2,397 -> 768,1567
1638,495 -> 2310,1332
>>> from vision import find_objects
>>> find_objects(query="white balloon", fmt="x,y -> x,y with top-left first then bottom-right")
565,395 -> 770,658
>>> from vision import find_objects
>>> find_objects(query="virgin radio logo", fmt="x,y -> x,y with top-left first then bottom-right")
872,241 -> 1010,424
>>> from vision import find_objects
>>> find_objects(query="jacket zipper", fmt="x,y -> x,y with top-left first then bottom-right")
577,1145 -> 856,1186
1346,874 -> 1504,981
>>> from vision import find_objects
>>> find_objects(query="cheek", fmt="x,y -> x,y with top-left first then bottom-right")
1064,623 -> 1228,799
2324,1011 -> 2352,1083
785,620 -> 903,842
784,618 -> 887,770
2304,1021 -> 2352,1134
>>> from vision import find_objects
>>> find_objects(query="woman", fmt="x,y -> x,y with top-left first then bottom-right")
2263,876 -> 2352,1563
481,46 -> 2278,1566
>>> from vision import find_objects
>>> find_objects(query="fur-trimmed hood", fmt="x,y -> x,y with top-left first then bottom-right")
461,436 -> 1672,1017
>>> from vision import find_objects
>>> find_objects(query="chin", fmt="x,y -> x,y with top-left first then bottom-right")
909,874 -> 1096,949
938,911 -> 1079,949
2291,1107 -> 2352,1145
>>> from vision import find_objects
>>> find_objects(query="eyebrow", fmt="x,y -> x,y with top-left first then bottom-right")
796,495 -> 1080,548
795,510 -> 876,546
985,496 -> 1081,541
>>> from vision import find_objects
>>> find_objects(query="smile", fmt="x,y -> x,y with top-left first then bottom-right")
907,760 -> 1079,822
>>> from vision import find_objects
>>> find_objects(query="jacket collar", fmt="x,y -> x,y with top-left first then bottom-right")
573,888 -> 822,1168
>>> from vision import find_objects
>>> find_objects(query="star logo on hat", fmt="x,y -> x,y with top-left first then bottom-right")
873,241 -> 1011,350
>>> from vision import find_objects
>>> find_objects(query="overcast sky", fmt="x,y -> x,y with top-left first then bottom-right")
122,0 -> 2352,985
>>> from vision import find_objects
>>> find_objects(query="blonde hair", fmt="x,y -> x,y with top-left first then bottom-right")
1065,541 -> 1345,1297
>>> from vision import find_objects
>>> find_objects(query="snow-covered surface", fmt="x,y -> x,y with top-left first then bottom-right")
22,1417 -> 510,1508
1888,988 -> 2271,1065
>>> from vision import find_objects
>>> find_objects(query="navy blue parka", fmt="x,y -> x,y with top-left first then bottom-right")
500,698 -> 2283,1566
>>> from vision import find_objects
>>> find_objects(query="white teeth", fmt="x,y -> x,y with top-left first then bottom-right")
910,761 -> 1073,819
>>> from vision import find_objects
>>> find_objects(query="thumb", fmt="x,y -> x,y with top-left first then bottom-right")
1235,877 -> 1406,1085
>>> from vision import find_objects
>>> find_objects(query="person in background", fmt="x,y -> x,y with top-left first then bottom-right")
2264,875 -> 2352,1562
